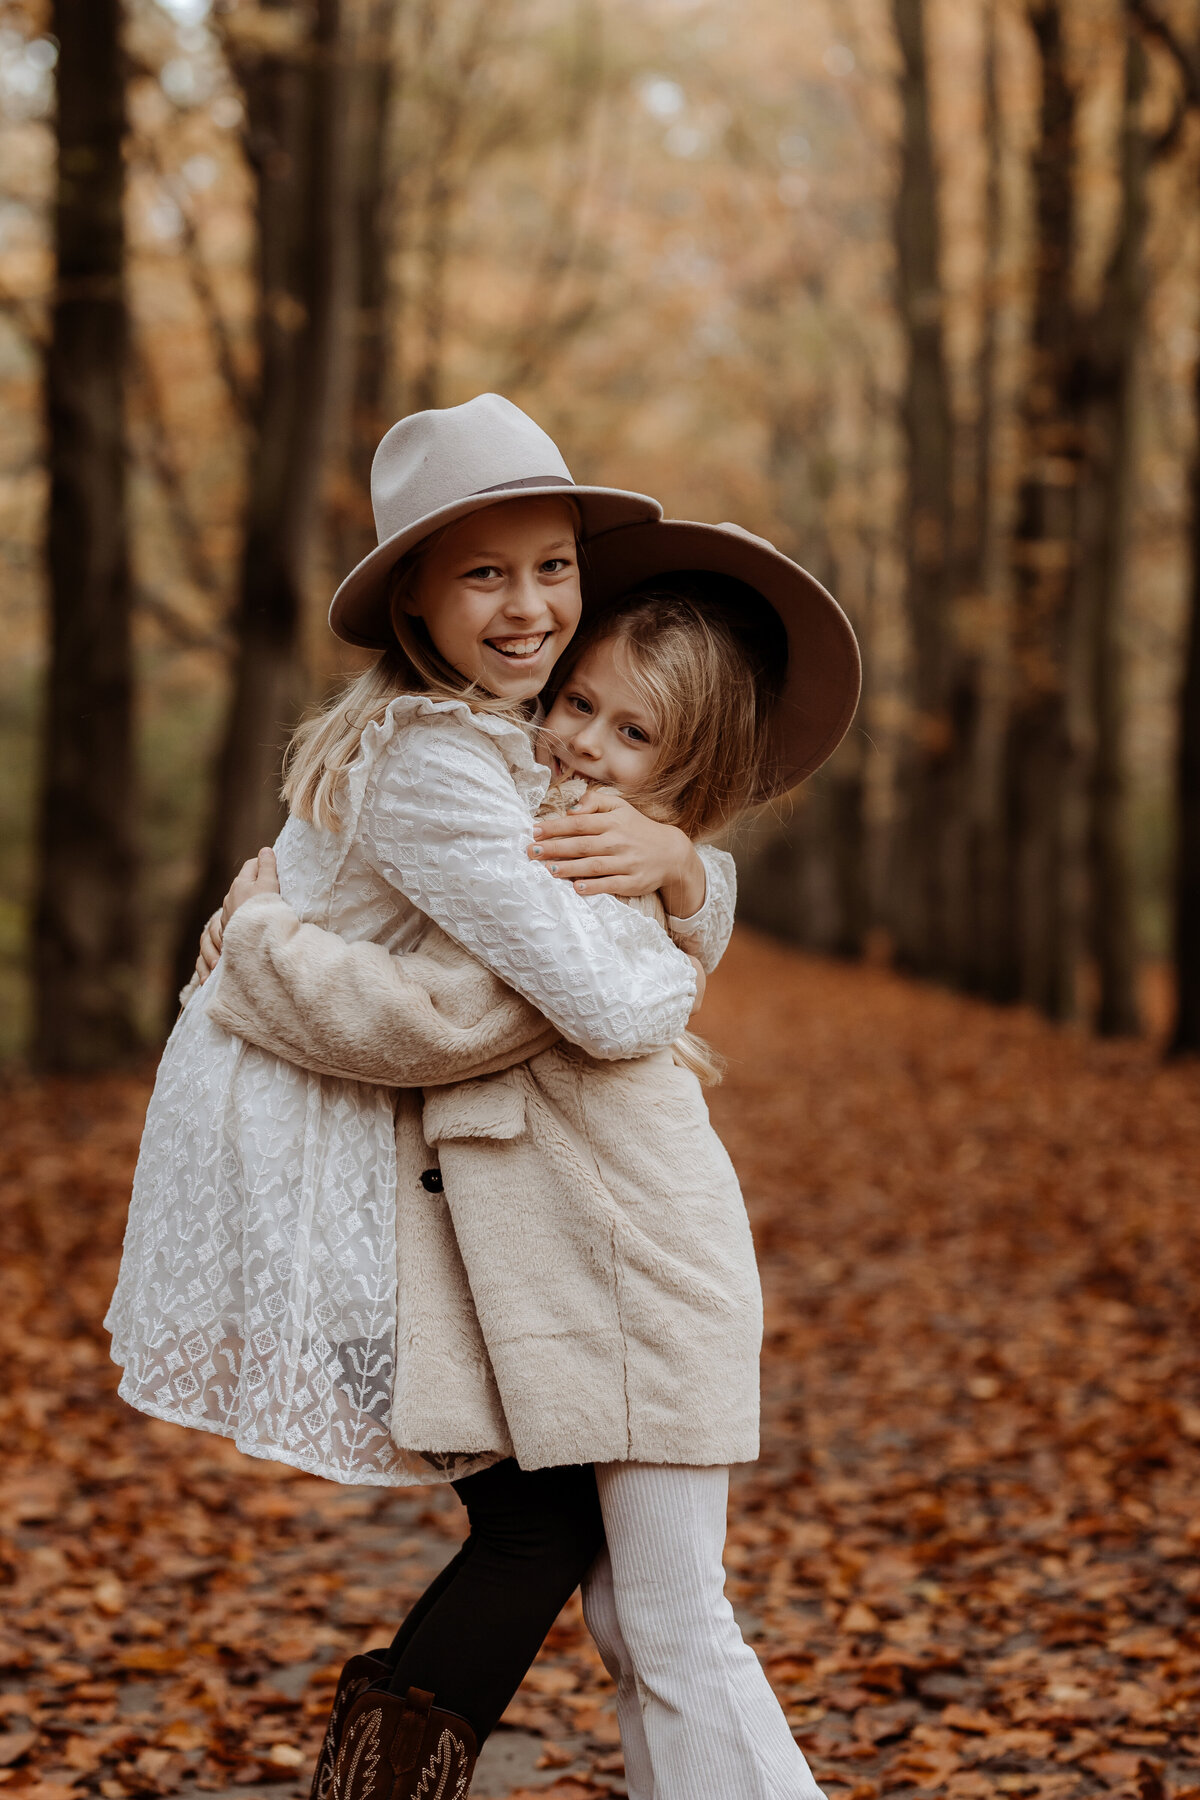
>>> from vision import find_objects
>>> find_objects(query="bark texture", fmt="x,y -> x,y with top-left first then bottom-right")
956,0 -> 1010,1000
33,0 -> 139,1070
173,0 -> 352,1000
890,0 -> 957,976
1173,348 -> 1200,1054
998,0 -> 1083,1019
1077,30 -> 1147,1035
330,0 -> 398,579
737,404 -> 869,959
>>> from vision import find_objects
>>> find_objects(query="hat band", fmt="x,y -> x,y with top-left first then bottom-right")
471,476 -> 573,496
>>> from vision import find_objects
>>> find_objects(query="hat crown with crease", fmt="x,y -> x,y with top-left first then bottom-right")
330,393 -> 663,649
371,393 -> 572,537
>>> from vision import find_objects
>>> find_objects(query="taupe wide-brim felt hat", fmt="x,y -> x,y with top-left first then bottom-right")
583,519 -> 861,796
330,393 -> 663,648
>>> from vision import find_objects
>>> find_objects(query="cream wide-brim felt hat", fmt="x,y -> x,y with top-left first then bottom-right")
582,519 -> 861,797
329,392 -> 663,648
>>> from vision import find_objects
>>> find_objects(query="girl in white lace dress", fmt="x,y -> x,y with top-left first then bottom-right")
108,398 -> 722,1487
108,397 -> 859,1800
107,397 -> 743,1785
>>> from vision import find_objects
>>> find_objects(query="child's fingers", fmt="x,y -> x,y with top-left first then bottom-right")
257,845 -> 281,892
221,859 -> 258,919
563,787 -> 619,816
547,856 -> 625,881
569,873 -> 642,896
530,832 -> 610,862
196,913 -> 222,980
528,802 -> 618,835
531,811 -> 610,840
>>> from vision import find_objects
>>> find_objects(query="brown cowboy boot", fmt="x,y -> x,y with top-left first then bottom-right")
332,1685 -> 478,1800
309,1650 -> 391,1800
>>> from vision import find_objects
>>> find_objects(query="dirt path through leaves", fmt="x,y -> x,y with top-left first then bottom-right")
3,929 -> 1200,1800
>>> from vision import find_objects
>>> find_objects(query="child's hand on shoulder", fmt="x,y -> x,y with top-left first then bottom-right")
529,789 -> 706,915
195,847 -> 282,985
223,845 -> 281,921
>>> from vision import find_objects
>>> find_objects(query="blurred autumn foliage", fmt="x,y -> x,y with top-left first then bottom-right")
3,0 -> 1200,1061
4,11 -> 1200,1800
4,932 -> 1200,1798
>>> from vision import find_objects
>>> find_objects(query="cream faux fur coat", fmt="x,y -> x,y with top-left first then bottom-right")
208,897 -> 763,1470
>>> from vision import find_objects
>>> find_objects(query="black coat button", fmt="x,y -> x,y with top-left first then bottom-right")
420,1167 -> 443,1194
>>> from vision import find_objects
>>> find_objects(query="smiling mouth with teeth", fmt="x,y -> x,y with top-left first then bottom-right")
485,633 -> 550,660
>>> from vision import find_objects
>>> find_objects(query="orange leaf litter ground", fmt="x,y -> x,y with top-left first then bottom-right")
3,928 -> 1200,1800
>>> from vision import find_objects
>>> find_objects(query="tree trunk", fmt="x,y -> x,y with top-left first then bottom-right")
400,0 -> 499,415
1077,28 -> 1146,1035
1172,332 -> 1200,1054
890,0 -> 957,976
736,405 -> 870,958
330,0 -> 398,580
172,0 -> 352,1004
32,0 -> 139,1070
957,0 -> 1010,999
998,0 -> 1084,1019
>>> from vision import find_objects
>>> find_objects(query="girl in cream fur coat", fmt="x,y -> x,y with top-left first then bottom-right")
199,585 -> 825,1800
198,581 -> 856,1800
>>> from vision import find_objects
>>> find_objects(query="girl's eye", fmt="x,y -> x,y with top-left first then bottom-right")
464,564 -> 502,580
540,558 -> 571,574
567,693 -> 592,715
622,725 -> 651,745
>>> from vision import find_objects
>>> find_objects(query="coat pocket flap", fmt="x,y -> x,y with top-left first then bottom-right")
422,1074 -> 527,1143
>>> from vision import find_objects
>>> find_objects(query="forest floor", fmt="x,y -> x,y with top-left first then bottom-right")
3,927 -> 1200,1800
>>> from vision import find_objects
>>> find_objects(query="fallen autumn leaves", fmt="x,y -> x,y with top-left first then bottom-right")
3,928 -> 1200,1799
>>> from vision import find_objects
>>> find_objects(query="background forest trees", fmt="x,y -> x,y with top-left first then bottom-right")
0,0 -> 1199,1064
32,0 -> 139,1070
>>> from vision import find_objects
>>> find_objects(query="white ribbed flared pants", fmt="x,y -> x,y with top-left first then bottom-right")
581,1464 -> 824,1800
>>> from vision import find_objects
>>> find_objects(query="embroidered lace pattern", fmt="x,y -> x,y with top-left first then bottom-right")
106,695 -> 716,1486
665,848 -> 735,973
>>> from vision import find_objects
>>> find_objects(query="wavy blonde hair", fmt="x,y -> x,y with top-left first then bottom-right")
543,578 -> 786,1084
543,578 -> 785,841
284,507 -> 579,830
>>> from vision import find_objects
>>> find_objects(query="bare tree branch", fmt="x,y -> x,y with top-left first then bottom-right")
494,0 -> 606,391
0,278 -> 48,350
126,87 -> 254,424
1127,0 -> 1200,137
406,0 -> 513,407
130,337 -> 228,608
134,582 -> 229,654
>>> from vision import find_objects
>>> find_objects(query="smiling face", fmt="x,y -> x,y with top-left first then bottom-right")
400,497 -> 582,701
539,633 -> 663,794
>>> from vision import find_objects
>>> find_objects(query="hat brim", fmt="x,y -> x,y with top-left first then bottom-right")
581,520 -> 862,796
329,483 -> 663,649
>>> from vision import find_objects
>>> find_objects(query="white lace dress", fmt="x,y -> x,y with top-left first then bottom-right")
106,696 -> 734,1487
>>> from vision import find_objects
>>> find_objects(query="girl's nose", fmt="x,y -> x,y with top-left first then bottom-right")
498,569 -> 543,620
567,719 -> 604,760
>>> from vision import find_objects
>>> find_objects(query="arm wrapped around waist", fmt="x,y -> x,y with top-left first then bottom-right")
207,895 -> 559,1087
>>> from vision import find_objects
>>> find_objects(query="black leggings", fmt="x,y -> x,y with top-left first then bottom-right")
384,1458 -> 604,1742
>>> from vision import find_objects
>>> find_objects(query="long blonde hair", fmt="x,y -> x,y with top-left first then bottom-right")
544,579 -> 786,1085
284,514 -> 573,830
